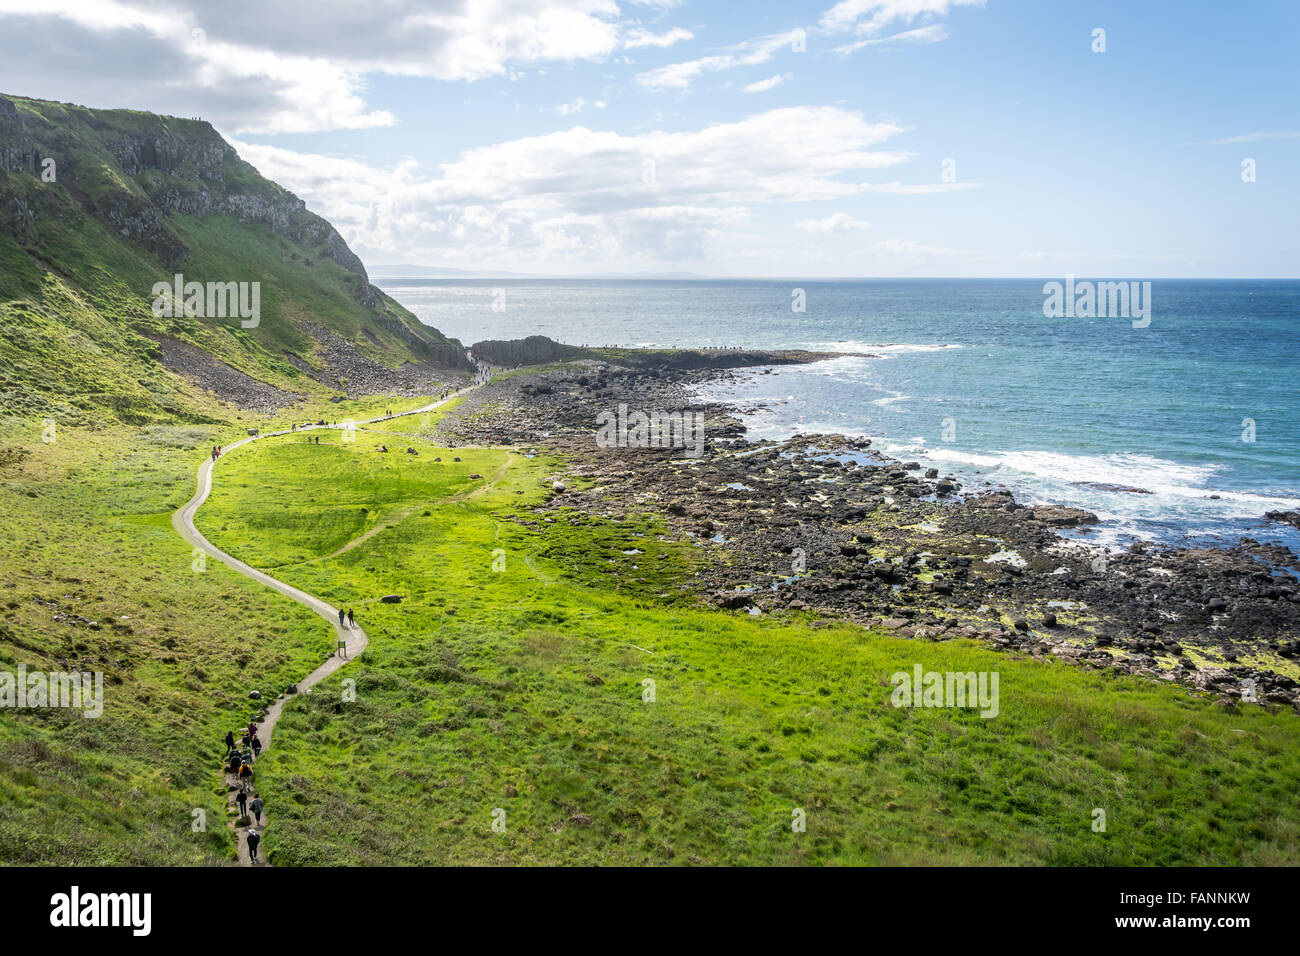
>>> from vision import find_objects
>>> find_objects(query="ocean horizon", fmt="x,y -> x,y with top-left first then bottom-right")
382,277 -> 1300,554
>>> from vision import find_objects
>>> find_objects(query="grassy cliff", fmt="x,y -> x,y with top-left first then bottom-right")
0,95 -> 472,864
0,93 -> 466,430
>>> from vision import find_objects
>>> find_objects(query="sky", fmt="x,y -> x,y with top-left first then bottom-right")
0,0 -> 1296,277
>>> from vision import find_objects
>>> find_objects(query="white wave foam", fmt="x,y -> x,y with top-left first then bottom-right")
807,340 -> 965,355
872,392 -> 911,408
870,443 -> 1300,542
696,367 -> 1300,546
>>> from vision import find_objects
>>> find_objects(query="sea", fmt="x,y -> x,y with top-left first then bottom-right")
377,277 -> 1300,554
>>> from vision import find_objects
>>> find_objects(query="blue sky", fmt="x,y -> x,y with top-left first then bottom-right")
1,0 -> 1296,276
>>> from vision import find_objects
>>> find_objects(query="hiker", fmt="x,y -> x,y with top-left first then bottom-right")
236,789 -> 248,818
250,795 -> 264,824
251,736 -> 262,760
246,719 -> 257,739
338,608 -> 345,626
224,730 -> 236,755
246,829 -> 260,862
347,608 -> 354,626
226,751 -> 242,774
241,732 -> 252,750
238,761 -> 254,789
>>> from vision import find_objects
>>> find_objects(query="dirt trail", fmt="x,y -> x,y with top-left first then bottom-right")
172,386 -> 477,866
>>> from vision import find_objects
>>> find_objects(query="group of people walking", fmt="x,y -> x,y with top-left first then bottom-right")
210,445 -> 223,462
220,606 -> 358,861
337,607 -> 356,656
223,721 -> 267,862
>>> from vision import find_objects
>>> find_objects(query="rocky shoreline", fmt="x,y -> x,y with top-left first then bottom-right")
432,356 -> 1300,712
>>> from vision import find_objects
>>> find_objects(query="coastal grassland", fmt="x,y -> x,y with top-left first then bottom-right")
196,435 -> 1300,865
488,362 -> 576,381
0,392 -> 454,864
355,394 -> 467,435
197,429 -> 501,571
0,423 -> 333,864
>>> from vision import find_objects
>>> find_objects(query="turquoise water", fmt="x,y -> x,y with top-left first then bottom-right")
379,277 -> 1300,551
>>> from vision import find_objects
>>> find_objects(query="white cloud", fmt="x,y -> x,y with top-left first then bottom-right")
623,26 -> 694,48
833,24 -> 949,55
0,0 -> 688,133
556,97 -> 606,115
819,0 -> 985,35
742,73 -> 793,94
796,212 -> 871,233
231,106 -> 947,265
636,31 -> 799,90
639,0 -> 984,92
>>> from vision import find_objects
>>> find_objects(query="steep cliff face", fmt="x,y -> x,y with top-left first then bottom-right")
1,96 -> 375,293
471,335 -> 588,367
0,93 -> 468,426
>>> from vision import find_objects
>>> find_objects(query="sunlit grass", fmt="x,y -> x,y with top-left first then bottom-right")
196,435 -> 1300,866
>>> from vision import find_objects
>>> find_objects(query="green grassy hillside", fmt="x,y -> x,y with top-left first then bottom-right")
0,93 -> 466,429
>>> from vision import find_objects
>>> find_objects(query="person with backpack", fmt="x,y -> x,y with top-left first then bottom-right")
251,736 -> 262,760
250,795 -> 264,824
236,789 -> 248,819
223,730 -> 236,756
226,751 -> 242,774
246,829 -> 260,862
238,760 -> 253,789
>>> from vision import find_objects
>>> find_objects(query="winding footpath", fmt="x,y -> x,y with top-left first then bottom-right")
171,384 -> 478,866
